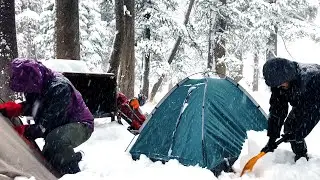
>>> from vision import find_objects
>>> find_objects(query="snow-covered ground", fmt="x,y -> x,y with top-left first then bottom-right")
56,114 -> 320,180
57,91 -> 320,180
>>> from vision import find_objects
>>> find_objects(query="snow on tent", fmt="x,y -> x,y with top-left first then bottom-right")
0,115 -> 57,180
129,73 -> 268,176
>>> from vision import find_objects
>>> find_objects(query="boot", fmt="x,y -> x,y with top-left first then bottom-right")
294,153 -> 309,162
58,152 -> 83,175
290,140 -> 308,162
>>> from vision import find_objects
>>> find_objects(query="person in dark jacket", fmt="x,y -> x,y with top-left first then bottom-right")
262,57 -> 320,161
0,58 -> 94,175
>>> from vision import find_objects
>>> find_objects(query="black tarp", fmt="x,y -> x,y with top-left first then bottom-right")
63,72 -> 117,119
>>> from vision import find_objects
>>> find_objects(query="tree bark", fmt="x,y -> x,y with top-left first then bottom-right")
207,10 -> 214,70
119,0 -> 135,98
266,0 -> 277,60
167,0 -> 194,65
55,0 -> 80,60
214,0 -> 227,76
233,51 -> 243,83
142,53 -> 150,98
141,12 -> 151,99
253,53 -> 259,91
150,74 -> 165,102
266,25 -> 278,60
108,0 -> 125,76
0,0 -> 18,101
149,0 -> 195,101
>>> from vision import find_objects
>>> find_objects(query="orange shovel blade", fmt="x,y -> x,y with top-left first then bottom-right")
240,152 -> 266,176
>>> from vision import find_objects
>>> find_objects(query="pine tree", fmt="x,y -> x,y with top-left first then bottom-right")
35,1 -> 55,60
80,0 -> 113,71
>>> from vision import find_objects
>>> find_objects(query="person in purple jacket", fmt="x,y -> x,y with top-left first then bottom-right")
0,58 -> 94,175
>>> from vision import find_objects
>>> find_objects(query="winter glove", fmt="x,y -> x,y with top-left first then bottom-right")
15,124 -> 45,140
261,137 -> 278,153
24,124 -> 46,140
0,101 -> 22,118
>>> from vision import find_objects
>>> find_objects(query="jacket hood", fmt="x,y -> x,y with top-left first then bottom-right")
263,58 -> 298,87
9,58 -> 55,93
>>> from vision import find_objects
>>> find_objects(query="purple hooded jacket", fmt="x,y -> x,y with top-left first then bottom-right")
9,58 -> 94,133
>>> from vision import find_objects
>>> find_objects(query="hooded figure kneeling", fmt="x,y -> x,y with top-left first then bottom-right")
0,58 -> 94,176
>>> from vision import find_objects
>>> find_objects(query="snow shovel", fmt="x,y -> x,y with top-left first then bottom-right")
240,136 -> 287,176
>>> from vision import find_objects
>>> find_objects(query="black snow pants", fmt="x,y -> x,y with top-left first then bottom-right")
42,122 -> 92,176
284,106 -> 320,158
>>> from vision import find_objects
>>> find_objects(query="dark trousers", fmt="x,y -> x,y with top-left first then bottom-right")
284,106 -> 320,157
42,123 -> 92,175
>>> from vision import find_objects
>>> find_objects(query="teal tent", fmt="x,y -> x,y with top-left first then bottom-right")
129,74 -> 268,175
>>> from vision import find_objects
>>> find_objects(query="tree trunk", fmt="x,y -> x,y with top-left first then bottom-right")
266,25 -> 278,60
55,0 -> 80,60
207,11 -> 214,70
149,0 -> 195,101
150,74 -> 165,102
266,0 -> 277,60
167,0 -> 194,65
141,12 -> 151,99
119,0 -> 135,98
26,27 -> 37,59
214,0 -> 227,76
233,51 -> 243,83
0,0 -> 18,101
142,52 -> 150,98
253,53 -> 259,91
108,0 -> 125,76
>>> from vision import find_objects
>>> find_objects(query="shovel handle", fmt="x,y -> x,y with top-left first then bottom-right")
263,136 -> 287,153
275,136 -> 287,145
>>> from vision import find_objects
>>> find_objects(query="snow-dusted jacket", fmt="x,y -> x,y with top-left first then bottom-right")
267,62 -> 320,139
9,58 -> 94,134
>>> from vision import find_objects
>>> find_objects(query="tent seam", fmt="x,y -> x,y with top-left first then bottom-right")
202,77 -> 208,167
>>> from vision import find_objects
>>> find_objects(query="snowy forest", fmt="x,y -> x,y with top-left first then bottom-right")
0,0 -> 320,102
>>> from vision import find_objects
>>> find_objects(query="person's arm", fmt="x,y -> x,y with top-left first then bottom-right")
267,87 -> 289,139
34,82 -> 72,133
20,93 -> 37,116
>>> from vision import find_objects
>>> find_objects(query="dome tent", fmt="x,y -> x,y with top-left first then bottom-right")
129,73 -> 267,176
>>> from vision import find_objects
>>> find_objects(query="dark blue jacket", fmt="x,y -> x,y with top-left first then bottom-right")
267,62 -> 320,139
